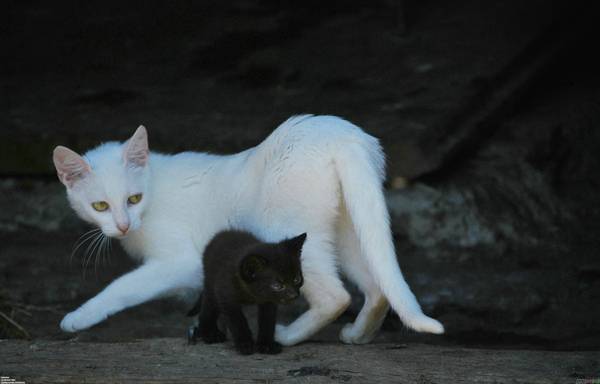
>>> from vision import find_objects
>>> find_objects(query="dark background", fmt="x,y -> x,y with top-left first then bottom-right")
1,0 -> 599,350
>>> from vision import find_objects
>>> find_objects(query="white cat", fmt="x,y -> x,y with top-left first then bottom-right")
53,115 -> 443,345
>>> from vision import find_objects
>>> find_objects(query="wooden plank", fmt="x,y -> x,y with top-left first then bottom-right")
1,338 -> 598,384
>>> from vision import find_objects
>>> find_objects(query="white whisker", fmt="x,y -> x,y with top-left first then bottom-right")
93,235 -> 102,276
99,235 -> 107,267
81,232 -> 100,266
107,237 -> 113,266
82,232 -> 103,280
89,233 -> 104,277
94,234 -> 107,276
71,228 -> 101,264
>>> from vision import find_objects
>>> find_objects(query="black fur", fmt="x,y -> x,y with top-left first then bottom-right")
189,230 -> 306,355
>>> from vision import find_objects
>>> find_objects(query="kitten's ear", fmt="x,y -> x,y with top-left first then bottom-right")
283,233 -> 307,256
53,146 -> 91,188
123,125 -> 149,167
240,254 -> 267,282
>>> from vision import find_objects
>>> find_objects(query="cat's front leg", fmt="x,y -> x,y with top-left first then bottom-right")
221,305 -> 254,355
61,258 -> 201,332
197,293 -> 226,344
256,303 -> 282,354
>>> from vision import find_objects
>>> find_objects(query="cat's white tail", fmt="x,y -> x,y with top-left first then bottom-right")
335,135 -> 444,334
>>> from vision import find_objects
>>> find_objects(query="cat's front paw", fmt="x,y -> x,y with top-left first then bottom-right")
201,329 -> 227,344
257,341 -> 282,354
274,324 -> 297,346
235,340 -> 255,355
60,307 -> 106,332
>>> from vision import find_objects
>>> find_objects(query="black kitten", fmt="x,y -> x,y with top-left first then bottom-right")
189,230 -> 306,355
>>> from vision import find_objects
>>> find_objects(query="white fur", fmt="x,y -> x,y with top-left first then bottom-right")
55,115 -> 444,343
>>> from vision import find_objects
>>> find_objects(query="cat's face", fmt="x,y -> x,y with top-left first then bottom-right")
241,233 -> 307,304
53,126 -> 150,238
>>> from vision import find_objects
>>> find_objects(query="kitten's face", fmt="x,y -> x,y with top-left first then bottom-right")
242,233 -> 307,304
53,126 -> 150,238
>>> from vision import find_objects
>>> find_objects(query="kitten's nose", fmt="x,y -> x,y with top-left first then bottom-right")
117,223 -> 130,234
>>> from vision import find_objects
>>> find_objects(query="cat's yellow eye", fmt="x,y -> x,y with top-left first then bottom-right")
271,281 -> 285,292
127,193 -> 142,205
293,275 -> 303,286
91,201 -> 109,212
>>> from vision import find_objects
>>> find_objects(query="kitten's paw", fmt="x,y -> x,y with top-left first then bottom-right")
201,329 -> 227,344
60,308 -> 106,332
339,323 -> 376,345
187,326 -> 198,345
257,341 -> 282,354
235,341 -> 255,355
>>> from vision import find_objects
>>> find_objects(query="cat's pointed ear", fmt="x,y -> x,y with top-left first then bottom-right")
240,254 -> 267,282
123,125 -> 149,167
283,233 -> 307,256
53,146 -> 91,188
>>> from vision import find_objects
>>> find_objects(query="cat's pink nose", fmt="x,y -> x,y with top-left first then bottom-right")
117,223 -> 130,234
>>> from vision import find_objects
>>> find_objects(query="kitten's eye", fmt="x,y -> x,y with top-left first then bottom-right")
91,201 -> 109,212
127,193 -> 143,205
293,275 -> 303,285
271,281 -> 285,291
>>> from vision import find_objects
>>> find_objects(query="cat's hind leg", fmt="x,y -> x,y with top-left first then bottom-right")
337,211 -> 389,344
275,237 -> 351,346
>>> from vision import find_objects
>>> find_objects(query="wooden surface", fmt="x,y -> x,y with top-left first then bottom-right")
1,338 -> 598,383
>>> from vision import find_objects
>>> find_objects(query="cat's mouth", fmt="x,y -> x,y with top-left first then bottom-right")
109,231 -> 131,239
108,226 -> 138,239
